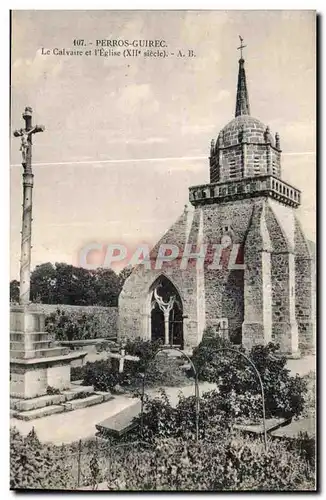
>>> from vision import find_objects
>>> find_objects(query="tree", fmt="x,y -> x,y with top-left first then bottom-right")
54,263 -> 97,305
10,280 -> 20,303
93,268 -> 121,306
118,265 -> 134,289
27,262 -> 121,306
30,262 -> 57,303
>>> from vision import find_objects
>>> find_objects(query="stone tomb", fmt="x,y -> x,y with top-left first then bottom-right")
10,305 -> 87,400
96,400 -> 142,438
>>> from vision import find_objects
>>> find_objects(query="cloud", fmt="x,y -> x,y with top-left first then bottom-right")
104,136 -> 167,145
215,89 -> 231,103
11,49 -> 64,88
115,83 -> 159,114
268,120 -> 315,151
181,123 -> 215,136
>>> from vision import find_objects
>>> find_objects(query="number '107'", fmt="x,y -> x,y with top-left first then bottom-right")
73,39 -> 85,46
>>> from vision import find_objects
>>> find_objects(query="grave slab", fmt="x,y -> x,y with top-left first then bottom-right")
96,400 -> 141,437
233,417 -> 292,435
270,417 -> 315,439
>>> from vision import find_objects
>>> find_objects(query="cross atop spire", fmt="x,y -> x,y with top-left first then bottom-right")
237,35 -> 246,59
235,36 -> 250,117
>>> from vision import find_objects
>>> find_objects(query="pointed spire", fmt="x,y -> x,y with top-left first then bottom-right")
235,37 -> 250,117
235,57 -> 250,117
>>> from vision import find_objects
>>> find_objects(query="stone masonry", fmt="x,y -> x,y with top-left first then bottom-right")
118,53 -> 315,357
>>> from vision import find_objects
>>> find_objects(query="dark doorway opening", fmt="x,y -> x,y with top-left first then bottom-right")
150,275 -> 184,349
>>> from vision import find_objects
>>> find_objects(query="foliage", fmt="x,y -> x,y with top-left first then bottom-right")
191,329 -> 307,419
130,387 -> 264,445
10,280 -> 20,303
72,339 -> 192,392
10,427 -> 74,490
45,308 -> 102,341
10,424 -> 315,492
11,263 -> 134,306
118,265 -> 134,288
290,431 -> 316,467
106,434 -> 315,491
70,391 -> 94,400
25,262 -> 120,306
301,371 -> 316,418
123,337 -> 162,373
89,453 -> 100,490
46,386 -> 61,395
79,358 -> 126,392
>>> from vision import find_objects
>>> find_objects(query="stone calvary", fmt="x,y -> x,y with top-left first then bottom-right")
10,108 -> 87,403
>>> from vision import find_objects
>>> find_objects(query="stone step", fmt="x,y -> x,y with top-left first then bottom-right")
11,393 -> 66,411
11,346 -> 70,359
11,404 -> 65,421
10,331 -> 50,342
10,340 -> 54,351
94,391 -> 113,403
62,385 -> 95,401
63,394 -> 105,411
10,389 -> 113,421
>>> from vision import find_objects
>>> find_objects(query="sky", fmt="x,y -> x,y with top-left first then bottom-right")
10,10 -> 316,279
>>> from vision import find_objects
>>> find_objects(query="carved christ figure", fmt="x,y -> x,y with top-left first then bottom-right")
153,287 -> 175,345
14,126 -> 41,165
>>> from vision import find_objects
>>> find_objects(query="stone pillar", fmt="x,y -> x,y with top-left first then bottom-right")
294,219 -> 315,354
241,141 -> 247,177
163,311 -> 169,345
266,144 -> 272,175
20,171 -> 33,305
271,252 -> 299,357
242,201 -> 272,350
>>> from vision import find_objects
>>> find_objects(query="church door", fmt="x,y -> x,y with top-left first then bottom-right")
150,276 -> 184,349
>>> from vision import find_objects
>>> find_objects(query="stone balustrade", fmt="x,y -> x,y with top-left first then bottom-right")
189,175 -> 300,208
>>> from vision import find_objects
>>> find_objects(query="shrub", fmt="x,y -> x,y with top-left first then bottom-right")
78,358 -> 125,392
72,338 -> 192,392
46,386 -> 61,395
123,337 -> 163,372
191,329 -> 307,419
106,434 -> 315,491
10,428 -> 73,490
10,427 -> 315,491
45,308 -> 102,341
290,431 -> 316,467
131,387 -> 266,445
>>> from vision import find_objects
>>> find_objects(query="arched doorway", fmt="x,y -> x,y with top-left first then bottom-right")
150,275 -> 184,349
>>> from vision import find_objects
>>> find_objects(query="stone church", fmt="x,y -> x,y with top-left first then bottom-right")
118,52 -> 315,357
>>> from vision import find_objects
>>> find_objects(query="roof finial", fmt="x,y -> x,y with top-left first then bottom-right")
237,35 -> 246,60
235,36 -> 250,117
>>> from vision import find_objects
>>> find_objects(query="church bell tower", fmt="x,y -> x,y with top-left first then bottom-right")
187,39 -> 313,356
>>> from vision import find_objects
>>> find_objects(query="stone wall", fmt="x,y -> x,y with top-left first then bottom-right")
118,193 -> 315,357
118,209 -> 202,349
24,303 -> 118,338
201,199 -> 254,342
294,217 -> 315,354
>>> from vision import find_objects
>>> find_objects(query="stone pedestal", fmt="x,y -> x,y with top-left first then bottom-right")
10,305 -> 87,399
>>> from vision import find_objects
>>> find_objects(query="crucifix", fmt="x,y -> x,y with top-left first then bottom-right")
13,107 -> 45,305
237,35 -> 247,59
153,287 -> 175,346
